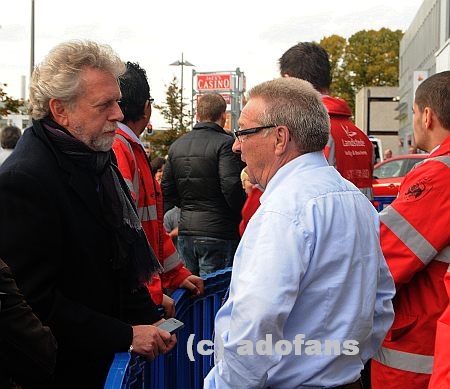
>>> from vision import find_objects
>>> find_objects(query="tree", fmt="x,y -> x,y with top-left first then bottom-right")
0,83 -> 22,117
319,28 -> 403,113
147,77 -> 191,157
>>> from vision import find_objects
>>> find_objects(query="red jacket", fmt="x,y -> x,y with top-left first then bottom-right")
239,186 -> 263,237
429,270 -> 450,389
322,96 -> 374,200
113,128 -> 191,305
371,136 -> 450,389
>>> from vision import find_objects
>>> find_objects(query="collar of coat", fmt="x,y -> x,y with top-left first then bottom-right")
193,122 -> 228,135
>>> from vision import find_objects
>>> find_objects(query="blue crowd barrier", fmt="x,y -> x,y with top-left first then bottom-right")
373,195 -> 395,212
104,267 -> 232,389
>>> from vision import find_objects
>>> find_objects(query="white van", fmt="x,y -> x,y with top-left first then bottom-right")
369,136 -> 383,164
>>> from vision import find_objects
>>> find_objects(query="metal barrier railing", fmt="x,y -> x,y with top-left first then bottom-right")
104,267 -> 232,389
373,196 -> 395,212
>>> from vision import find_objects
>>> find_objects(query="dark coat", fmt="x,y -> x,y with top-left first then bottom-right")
161,122 -> 245,240
0,258 -> 57,388
0,121 -> 161,388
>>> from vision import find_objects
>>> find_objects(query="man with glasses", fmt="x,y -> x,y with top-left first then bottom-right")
113,62 -> 204,318
204,77 -> 395,389
162,93 -> 245,276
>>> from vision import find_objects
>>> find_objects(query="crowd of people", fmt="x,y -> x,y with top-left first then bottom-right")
0,38 -> 449,389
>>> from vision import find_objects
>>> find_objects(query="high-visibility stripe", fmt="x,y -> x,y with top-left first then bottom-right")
380,206 -> 437,266
115,134 -> 140,205
137,205 -> 157,222
436,246 -> 450,264
163,252 -> 181,272
425,156 -> 450,168
326,137 -> 336,167
374,347 -> 434,374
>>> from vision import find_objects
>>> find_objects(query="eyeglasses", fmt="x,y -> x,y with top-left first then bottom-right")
148,97 -> 155,104
232,125 -> 276,142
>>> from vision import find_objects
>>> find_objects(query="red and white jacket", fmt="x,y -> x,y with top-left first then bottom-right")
429,268 -> 450,389
371,136 -> 450,389
113,125 -> 191,305
322,96 -> 374,200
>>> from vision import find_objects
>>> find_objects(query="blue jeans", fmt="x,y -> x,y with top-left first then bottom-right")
177,235 -> 239,276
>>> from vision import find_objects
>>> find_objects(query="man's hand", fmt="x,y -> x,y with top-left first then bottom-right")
168,227 -> 179,239
130,323 -> 177,360
161,293 -> 175,318
179,275 -> 204,296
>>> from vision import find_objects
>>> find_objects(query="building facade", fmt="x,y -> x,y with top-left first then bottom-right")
398,0 -> 450,153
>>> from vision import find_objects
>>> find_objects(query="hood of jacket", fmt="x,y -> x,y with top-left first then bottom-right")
322,95 -> 353,117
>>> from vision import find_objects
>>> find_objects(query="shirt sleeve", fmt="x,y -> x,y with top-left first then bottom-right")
359,250 -> 395,363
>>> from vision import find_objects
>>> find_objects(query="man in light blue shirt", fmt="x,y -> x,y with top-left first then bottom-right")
203,77 -> 395,389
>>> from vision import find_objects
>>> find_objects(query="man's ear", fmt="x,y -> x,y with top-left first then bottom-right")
220,111 -> 227,127
49,98 -> 69,127
274,125 -> 290,156
423,107 -> 434,129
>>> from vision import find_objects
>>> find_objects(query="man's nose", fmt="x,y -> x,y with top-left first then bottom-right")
111,101 -> 124,122
232,139 -> 241,154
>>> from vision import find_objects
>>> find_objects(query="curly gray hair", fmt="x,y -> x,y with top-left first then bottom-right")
29,40 -> 126,119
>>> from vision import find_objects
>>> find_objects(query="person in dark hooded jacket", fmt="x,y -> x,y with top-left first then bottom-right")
161,93 -> 245,276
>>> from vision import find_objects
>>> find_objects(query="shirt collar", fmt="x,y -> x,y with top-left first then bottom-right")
117,122 -> 144,147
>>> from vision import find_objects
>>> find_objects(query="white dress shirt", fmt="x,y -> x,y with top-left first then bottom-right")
204,151 -> 395,389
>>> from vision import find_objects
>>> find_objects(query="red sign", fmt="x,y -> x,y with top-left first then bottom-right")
197,74 -> 232,91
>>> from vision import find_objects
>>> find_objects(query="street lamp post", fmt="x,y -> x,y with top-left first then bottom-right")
30,0 -> 35,78
170,53 -> 194,130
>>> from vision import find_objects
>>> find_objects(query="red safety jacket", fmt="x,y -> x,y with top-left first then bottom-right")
322,96 -> 374,200
239,186 -> 263,237
429,269 -> 450,389
113,129 -> 191,305
371,136 -> 450,389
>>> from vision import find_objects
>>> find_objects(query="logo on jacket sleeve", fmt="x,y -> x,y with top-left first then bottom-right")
404,177 -> 432,201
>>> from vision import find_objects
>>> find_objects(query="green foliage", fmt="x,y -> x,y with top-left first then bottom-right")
0,83 -> 23,117
149,77 -> 191,157
319,28 -> 403,113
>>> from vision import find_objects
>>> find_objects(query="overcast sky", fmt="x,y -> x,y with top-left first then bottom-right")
1,0 -> 423,127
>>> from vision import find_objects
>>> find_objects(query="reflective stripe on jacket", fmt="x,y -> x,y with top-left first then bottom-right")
113,130 -> 191,305
372,138 -> 450,389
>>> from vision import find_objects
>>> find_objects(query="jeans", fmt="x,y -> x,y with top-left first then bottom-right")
177,235 -> 239,276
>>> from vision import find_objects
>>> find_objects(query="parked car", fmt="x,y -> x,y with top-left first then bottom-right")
373,154 -> 428,200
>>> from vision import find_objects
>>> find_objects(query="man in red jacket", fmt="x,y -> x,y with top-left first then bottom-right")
372,71 -> 450,388
279,42 -> 374,201
113,62 -> 204,317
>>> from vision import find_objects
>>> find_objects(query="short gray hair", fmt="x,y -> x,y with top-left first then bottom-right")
248,77 -> 329,153
29,40 -> 126,119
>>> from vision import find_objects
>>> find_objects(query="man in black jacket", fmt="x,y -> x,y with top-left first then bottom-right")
0,40 -> 175,388
0,258 -> 57,388
162,93 -> 245,276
